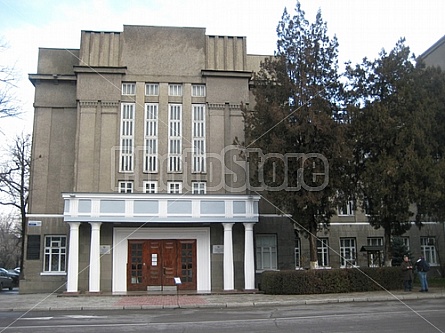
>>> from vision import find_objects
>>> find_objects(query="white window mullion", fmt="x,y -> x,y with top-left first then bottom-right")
120,103 -> 135,172
192,104 -> 206,173
168,104 -> 182,172
144,103 -> 158,173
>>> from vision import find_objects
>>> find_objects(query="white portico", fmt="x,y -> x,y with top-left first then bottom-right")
63,193 -> 260,293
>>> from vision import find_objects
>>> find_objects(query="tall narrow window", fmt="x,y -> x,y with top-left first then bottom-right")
120,103 -> 135,172
43,236 -> 66,272
192,104 -> 206,173
317,238 -> 329,267
367,237 -> 383,267
295,238 -> 301,268
256,234 -> 277,270
122,83 -> 136,95
340,238 -> 356,267
168,104 -> 182,172
421,237 -> 437,265
144,103 -> 158,172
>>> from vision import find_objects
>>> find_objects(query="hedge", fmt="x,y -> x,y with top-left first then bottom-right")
259,267 -> 402,294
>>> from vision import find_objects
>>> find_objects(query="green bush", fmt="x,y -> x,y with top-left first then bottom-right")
260,267 -> 402,294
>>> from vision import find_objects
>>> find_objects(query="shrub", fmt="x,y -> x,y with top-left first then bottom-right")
260,267 -> 402,294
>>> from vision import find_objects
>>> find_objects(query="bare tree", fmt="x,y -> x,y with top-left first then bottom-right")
0,38 -> 20,120
0,133 -> 31,273
0,213 -> 21,268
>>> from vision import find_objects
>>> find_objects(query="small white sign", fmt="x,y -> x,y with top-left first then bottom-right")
28,220 -> 42,227
213,245 -> 224,254
100,245 -> 111,255
174,277 -> 182,285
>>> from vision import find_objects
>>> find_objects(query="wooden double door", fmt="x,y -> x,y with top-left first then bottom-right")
127,239 -> 196,291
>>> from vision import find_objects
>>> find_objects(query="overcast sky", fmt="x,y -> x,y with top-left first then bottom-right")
1,0 -> 444,140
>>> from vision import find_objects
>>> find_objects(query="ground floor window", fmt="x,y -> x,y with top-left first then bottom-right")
367,237 -> 383,267
317,238 -> 329,267
340,238 -> 356,267
44,236 -> 67,272
421,237 -> 437,264
256,234 -> 277,270
295,238 -> 301,268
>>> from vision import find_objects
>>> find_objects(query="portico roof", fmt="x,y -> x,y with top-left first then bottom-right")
62,193 -> 260,224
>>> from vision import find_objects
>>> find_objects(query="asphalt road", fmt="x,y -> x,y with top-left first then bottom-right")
0,298 -> 444,333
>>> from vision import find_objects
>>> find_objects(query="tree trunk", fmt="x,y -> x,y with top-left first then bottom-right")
384,227 -> 393,267
308,225 -> 319,269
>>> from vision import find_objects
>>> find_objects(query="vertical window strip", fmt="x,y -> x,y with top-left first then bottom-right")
192,104 -> 206,173
168,104 -> 182,172
120,103 -> 134,172
144,103 -> 158,172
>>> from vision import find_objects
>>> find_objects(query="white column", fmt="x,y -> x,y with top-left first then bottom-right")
66,222 -> 80,293
89,222 -> 102,293
243,223 -> 255,290
222,223 -> 235,291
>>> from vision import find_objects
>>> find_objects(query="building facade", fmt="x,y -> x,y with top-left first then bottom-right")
22,26 -> 444,294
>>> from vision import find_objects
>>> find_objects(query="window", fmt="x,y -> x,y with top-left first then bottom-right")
421,237 -> 437,265
168,104 -> 182,172
120,103 -> 135,172
317,238 -> 329,267
144,103 -> 158,172
145,83 -> 159,96
295,238 -> 301,268
340,238 -> 356,267
43,236 -> 66,272
143,181 -> 158,193
401,237 -> 410,250
168,182 -> 182,194
256,234 -> 277,270
192,104 -> 206,173
119,181 -> 133,193
169,84 -> 183,96
192,84 -> 206,97
122,83 -> 136,95
338,200 -> 354,216
192,181 -> 206,194
367,237 -> 383,267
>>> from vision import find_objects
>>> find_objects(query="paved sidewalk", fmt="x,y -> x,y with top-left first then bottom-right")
0,288 -> 444,312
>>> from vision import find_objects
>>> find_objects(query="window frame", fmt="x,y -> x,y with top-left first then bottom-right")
168,84 -> 183,96
340,238 -> 357,267
118,181 -> 133,193
167,181 -> 182,194
143,181 -> 158,194
122,82 -> 136,95
145,83 -> 159,96
317,238 -> 330,267
192,181 -> 206,194
43,235 -> 67,274
256,234 -> 277,271
191,84 -> 206,97
421,236 -> 437,265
